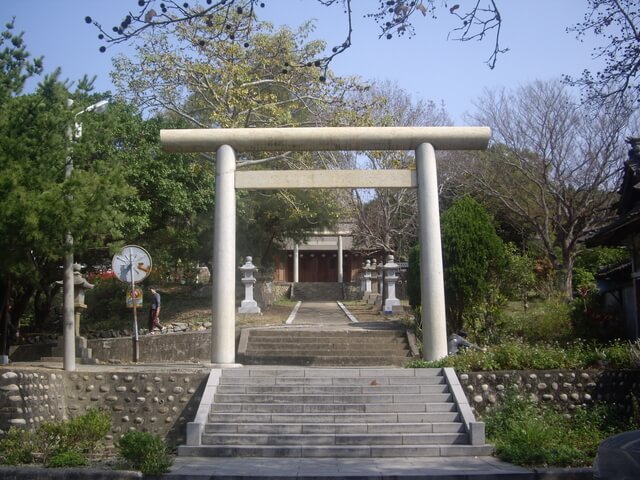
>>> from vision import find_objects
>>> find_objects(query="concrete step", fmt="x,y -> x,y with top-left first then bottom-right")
245,343 -> 407,357
201,432 -> 470,446
210,402 -> 457,414
218,375 -> 446,386
215,384 -> 450,394
185,367 -> 492,459
248,330 -> 405,338
219,367 -> 443,376
207,411 -> 462,424
243,348 -> 409,356
245,340 -> 407,348
291,283 -> 344,301
213,393 -> 453,404
179,444 -> 495,458
239,355 -> 411,366
204,422 -> 465,434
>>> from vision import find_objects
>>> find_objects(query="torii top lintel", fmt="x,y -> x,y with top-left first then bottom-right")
160,126 -> 491,153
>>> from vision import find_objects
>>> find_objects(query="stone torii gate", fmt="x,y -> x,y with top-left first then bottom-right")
161,126 -> 491,364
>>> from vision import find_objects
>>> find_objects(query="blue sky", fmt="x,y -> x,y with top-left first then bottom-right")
4,1 -> 601,123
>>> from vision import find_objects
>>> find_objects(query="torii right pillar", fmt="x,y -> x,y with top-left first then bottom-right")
416,143 -> 448,360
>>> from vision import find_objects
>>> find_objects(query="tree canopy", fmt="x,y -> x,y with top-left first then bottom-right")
111,14 -> 366,265
465,79 -> 631,297
90,1 -> 640,107
441,196 -> 508,333
0,20 -> 140,327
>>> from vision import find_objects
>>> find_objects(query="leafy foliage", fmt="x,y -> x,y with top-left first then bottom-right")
0,19 -> 43,100
441,196 -> 508,334
467,80 -> 630,297
483,389 -> 629,467
0,427 -> 34,465
117,430 -> 173,475
0,408 -> 110,467
405,338 -> 638,370
112,15 -> 361,269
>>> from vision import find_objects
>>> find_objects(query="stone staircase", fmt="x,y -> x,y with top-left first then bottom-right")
180,367 -> 492,458
291,282 -> 344,301
237,327 -> 414,366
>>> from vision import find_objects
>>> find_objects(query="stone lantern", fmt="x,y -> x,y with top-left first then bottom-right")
73,264 -> 94,312
383,255 -> 403,315
56,263 -> 94,336
363,259 -> 372,300
238,256 -> 261,314
52,263 -> 94,362
370,259 -> 379,293
376,257 -> 384,296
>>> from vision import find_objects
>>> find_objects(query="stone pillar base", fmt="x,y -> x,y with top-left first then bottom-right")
238,300 -> 261,314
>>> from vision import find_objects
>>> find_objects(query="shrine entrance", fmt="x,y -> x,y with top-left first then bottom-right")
160,126 -> 490,363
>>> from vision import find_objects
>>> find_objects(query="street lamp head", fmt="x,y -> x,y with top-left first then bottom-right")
87,99 -> 109,114
73,99 -> 110,139
79,99 -> 109,116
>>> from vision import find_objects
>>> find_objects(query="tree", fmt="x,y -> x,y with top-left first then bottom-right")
0,83 -> 140,328
440,196 -> 507,335
111,14 -> 363,266
83,108 -> 217,278
0,18 -> 42,101
466,79 -> 631,298
88,0 -> 505,77
565,0 -> 640,107
348,81 -> 451,258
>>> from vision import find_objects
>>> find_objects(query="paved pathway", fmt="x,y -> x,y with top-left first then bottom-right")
165,455 -> 592,479
287,301 -> 353,326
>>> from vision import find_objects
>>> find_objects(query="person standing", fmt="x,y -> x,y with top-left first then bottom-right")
148,287 -> 166,334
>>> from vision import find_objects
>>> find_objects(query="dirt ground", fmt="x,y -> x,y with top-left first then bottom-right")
159,286 -> 407,329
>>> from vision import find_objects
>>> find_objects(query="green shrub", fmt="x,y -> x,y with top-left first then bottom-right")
0,427 -> 35,465
0,409 -> 110,467
47,450 -> 88,468
405,339 -> 638,370
441,196 -> 508,333
117,430 -> 173,475
484,390 -> 598,467
83,278 -> 129,332
33,421 -> 67,464
63,408 -> 111,453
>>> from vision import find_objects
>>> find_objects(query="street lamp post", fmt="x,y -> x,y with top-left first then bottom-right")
62,98 -> 108,372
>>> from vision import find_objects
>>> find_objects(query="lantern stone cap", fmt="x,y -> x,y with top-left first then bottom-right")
239,256 -> 258,272
57,263 -> 94,289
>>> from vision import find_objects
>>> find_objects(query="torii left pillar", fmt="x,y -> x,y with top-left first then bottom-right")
211,145 -> 236,364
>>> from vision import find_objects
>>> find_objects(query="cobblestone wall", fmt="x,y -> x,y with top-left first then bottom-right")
458,369 -> 640,416
1,367 -> 637,448
0,367 -> 209,448
0,370 -> 66,432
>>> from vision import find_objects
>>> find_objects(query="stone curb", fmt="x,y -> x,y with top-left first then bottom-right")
0,466 -> 142,480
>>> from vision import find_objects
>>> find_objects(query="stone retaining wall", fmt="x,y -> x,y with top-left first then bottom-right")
0,367 -> 209,448
88,331 -> 210,363
0,367 -> 637,449
458,369 -> 640,416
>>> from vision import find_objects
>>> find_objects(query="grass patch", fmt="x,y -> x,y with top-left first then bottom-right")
483,389 -> 631,467
405,339 -> 639,370
498,299 -> 574,343
0,409 -> 111,468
